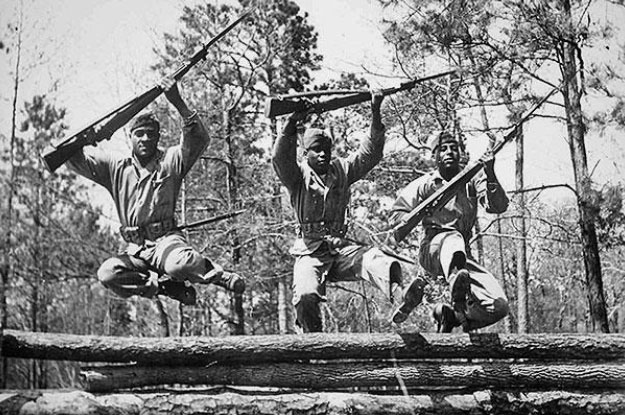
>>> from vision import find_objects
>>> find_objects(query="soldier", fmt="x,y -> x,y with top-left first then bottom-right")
391,131 -> 510,332
67,78 -> 244,305
272,92 -> 424,332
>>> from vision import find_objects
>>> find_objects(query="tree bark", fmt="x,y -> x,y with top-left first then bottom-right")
558,0 -> 609,333
1,1 -> 24,389
270,115 -> 295,335
5,390 -> 625,415
5,330 -> 625,364
515,126 -> 529,333
81,360 -> 625,392
223,104 -> 245,336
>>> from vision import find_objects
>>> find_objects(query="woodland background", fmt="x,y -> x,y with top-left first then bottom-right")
1,0 -> 624,389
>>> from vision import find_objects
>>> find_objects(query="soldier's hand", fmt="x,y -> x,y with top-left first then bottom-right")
160,76 -> 183,103
371,89 -> 384,111
288,99 -> 313,123
84,125 -> 112,146
479,150 -> 496,176
289,110 -> 309,123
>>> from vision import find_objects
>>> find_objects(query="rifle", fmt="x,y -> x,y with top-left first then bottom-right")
391,86 -> 561,244
264,70 -> 457,118
175,209 -> 245,231
41,9 -> 252,173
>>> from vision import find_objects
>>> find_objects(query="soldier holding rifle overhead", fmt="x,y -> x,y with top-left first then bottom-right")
272,91 -> 425,333
66,77 -> 245,305
390,131 -> 510,332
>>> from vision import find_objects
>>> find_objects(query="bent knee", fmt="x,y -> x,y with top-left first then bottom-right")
162,248 -> 204,278
97,258 -> 121,287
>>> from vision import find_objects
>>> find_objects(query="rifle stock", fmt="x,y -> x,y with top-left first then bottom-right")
264,70 -> 457,118
41,9 -> 251,173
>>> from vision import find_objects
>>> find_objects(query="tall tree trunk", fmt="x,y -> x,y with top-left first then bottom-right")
515,126 -> 529,333
270,116 -> 294,334
559,0 -> 609,333
178,179 -> 188,337
223,106 -> 244,335
1,1 -> 23,388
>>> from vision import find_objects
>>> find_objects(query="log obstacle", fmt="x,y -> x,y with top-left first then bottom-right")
4,390 -> 625,415
3,329 -> 625,414
4,329 -> 625,364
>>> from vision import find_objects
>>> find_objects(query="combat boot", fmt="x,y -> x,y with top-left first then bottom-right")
211,271 -> 245,294
391,276 -> 426,324
158,280 -> 197,305
432,303 -> 461,333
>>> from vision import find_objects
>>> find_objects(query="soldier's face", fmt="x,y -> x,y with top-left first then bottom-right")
130,128 -> 159,161
306,142 -> 332,174
436,140 -> 460,171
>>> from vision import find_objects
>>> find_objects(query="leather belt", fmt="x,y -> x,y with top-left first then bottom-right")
298,221 -> 347,239
120,218 -> 176,244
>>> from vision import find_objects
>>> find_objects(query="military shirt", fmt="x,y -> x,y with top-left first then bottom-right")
391,168 -> 509,244
273,124 -> 386,255
68,113 -> 209,228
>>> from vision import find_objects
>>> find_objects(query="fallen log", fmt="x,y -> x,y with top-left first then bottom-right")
4,390 -> 625,415
81,361 -> 625,392
4,330 -> 625,365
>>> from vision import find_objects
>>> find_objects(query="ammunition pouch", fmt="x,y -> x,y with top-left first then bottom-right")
120,218 -> 177,244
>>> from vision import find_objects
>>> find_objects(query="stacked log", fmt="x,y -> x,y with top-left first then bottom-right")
3,329 -> 625,414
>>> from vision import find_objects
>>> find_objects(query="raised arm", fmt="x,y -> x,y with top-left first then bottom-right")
67,148 -> 114,192
161,78 -> 209,175
345,91 -> 386,184
476,150 -> 509,213
272,111 -> 307,191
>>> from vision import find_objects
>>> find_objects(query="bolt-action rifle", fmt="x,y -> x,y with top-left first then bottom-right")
41,10 -> 252,173
264,70 -> 458,118
391,86 -> 561,244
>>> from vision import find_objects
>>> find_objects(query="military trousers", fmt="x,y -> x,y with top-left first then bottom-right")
97,232 -> 220,299
420,230 -> 509,331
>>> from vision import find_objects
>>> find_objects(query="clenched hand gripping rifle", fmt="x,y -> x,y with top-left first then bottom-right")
390,86 -> 561,244
41,10 -> 251,173
264,70 -> 458,118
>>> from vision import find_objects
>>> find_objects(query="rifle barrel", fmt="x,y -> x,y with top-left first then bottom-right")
172,9 -> 252,80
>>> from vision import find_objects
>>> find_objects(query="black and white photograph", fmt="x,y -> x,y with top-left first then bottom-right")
1,0 -> 624,413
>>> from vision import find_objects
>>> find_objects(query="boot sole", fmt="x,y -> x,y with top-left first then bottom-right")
391,278 -> 425,324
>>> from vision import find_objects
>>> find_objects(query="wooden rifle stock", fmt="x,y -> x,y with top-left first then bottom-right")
41,9 -> 251,173
264,70 -> 457,118
391,85 -> 561,243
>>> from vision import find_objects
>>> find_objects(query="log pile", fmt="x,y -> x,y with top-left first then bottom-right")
3,329 -> 625,414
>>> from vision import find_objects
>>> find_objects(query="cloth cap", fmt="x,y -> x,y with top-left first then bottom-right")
302,128 -> 332,149
130,113 -> 160,132
429,131 -> 459,152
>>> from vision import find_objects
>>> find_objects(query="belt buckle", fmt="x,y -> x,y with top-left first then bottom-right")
121,226 -> 143,244
148,222 -> 163,239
